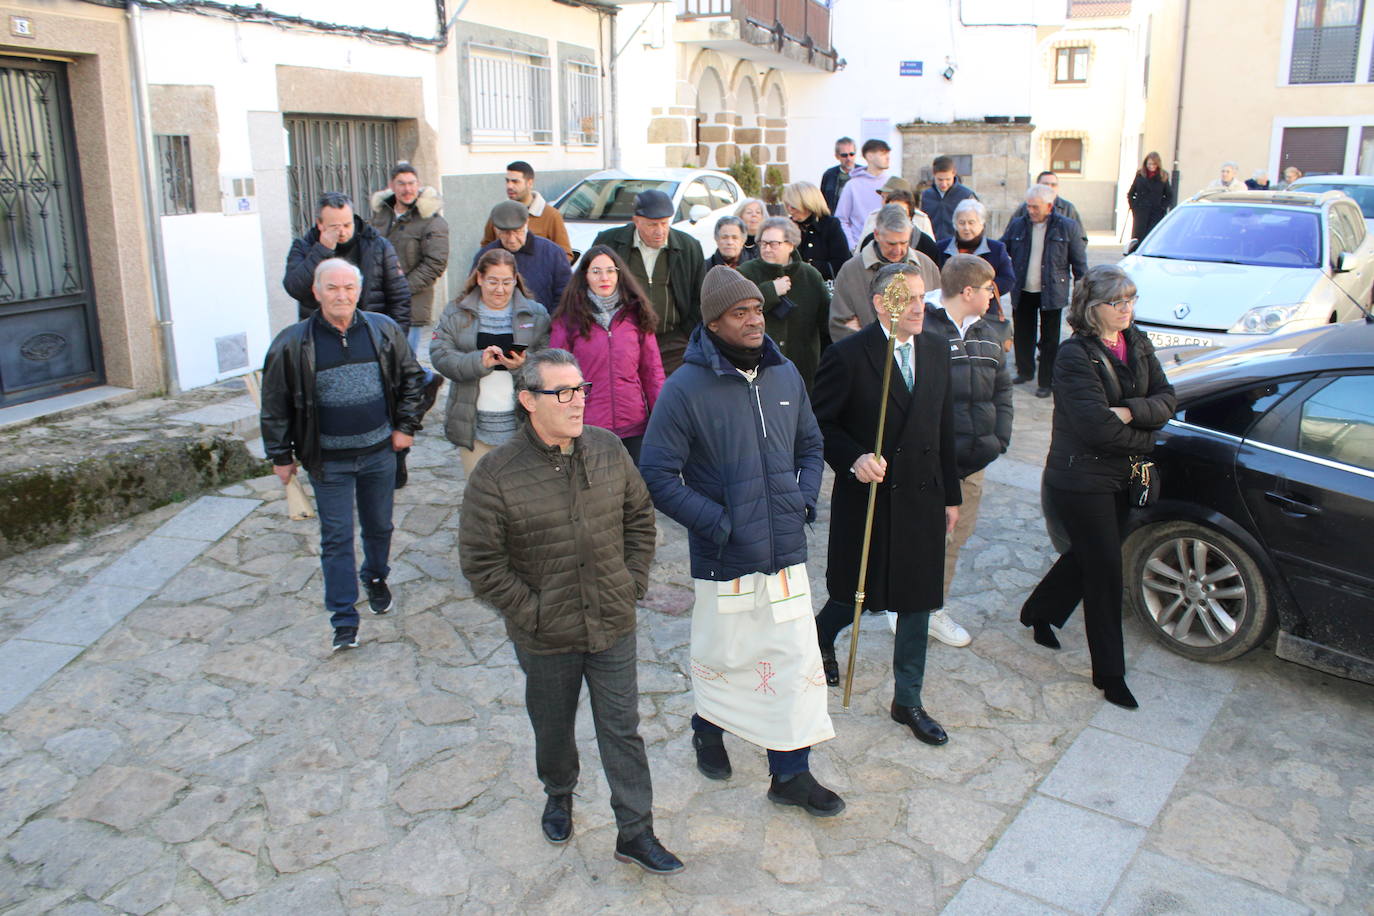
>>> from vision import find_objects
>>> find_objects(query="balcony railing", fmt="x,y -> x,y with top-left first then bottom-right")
678,0 -> 833,54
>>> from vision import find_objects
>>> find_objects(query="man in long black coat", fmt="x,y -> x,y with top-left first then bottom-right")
811,262 -> 961,747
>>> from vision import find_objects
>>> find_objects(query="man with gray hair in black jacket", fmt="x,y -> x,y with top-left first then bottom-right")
260,258 -> 425,653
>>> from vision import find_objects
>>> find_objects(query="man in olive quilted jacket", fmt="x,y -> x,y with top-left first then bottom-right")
458,348 -> 683,875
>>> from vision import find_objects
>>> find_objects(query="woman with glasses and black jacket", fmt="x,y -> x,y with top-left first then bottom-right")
1019,265 -> 1176,709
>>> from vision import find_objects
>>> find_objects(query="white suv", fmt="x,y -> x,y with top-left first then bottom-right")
1119,190 -> 1373,350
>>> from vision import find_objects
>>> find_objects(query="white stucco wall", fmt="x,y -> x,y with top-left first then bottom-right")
781,0 -> 1043,190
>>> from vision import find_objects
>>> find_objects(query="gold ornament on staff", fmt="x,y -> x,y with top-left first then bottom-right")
842,270 -> 911,708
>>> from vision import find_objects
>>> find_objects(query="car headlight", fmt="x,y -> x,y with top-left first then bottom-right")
1227,304 -> 1306,335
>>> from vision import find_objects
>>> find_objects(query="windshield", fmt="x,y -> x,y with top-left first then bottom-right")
558,179 -> 679,220
1293,183 -> 1374,219
1138,205 -> 1322,268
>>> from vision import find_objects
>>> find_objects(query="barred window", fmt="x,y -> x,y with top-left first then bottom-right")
1290,0 -> 1364,84
155,134 -> 194,215
563,60 -> 601,146
468,42 -> 553,145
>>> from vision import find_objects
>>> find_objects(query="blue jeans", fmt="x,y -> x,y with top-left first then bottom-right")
407,325 -> 435,386
308,447 -> 396,629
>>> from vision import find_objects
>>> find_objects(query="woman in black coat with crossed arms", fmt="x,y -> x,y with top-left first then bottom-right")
1020,265 -> 1176,709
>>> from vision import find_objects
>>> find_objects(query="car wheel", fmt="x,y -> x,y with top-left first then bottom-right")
1123,521 -> 1275,662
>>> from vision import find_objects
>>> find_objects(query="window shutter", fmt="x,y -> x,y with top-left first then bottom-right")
1280,126 -> 1349,175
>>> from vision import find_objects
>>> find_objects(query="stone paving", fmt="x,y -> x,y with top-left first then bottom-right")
1,390 -> 1370,914
2,287 -> 1373,911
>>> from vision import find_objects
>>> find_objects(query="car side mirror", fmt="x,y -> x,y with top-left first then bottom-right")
1336,250 -> 1357,273
688,204 -> 711,224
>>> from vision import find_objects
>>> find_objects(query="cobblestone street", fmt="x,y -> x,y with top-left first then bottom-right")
2,354 -> 1371,914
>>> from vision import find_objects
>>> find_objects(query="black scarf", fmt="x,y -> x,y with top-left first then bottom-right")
706,327 -> 763,371
956,233 -> 984,253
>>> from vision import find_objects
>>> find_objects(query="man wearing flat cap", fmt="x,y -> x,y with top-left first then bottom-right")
474,200 -> 572,312
640,265 -> 843,819
593,189 -> 706,374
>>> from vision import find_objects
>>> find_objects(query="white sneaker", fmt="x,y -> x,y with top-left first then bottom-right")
928,609 -> 972,647
886,611 -> 897,634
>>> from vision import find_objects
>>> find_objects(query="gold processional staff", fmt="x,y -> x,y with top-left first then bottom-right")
842,271 -> 912,708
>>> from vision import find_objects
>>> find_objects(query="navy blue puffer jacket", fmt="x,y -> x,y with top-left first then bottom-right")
640,325 -> 824,581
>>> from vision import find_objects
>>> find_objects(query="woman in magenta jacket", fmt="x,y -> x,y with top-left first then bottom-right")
550,244 -> 666,464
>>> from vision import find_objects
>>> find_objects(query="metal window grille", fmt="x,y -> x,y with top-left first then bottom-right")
155,134 -> 194,216
564,60 -> 601,145
284,116 -> 397,237
468,42 -> 553,145
1290,0 -> 1364,84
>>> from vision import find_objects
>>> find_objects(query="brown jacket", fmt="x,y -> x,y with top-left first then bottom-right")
368,187 -> 450,325
459,423 -> 656,654
480,191 -> 573,258
828,241 -> 940,342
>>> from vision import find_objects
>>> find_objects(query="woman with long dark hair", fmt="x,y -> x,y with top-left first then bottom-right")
550,244 -> 665,463
1020,265 -> 1176,709
1127,151 -> 1172,252
430,248 -> 551,474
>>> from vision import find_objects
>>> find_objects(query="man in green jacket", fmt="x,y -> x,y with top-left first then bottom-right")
458,348 -> 684,875
592,190 -> 706,375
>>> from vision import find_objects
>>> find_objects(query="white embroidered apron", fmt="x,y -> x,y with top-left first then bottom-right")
689,563 -> 835,751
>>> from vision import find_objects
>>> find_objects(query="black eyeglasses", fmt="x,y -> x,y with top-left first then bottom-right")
838,152 -> 856,158
531,382 -> 593,403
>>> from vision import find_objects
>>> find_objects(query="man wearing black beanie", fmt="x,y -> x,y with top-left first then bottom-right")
640,265 -> 844,818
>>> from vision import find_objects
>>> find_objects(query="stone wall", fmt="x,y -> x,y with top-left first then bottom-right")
897,122 -> 1035,237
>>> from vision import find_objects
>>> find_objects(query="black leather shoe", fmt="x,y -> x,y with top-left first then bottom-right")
819,645 -> 839,687
1035,387 -> 1053,398
614,830 -> 684,874
541,794 -> 572,844
767,771 -> 845,817
692,732 -> 731,780
890,701 -> 949,746
1013,374 -> 1033,385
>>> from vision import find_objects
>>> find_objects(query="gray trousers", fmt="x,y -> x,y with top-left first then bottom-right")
513,632 -> 653,842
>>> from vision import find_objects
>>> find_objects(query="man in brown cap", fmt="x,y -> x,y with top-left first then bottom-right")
592,189 -> 706,374
473,200 -> 571,311
640,265 -> 843,818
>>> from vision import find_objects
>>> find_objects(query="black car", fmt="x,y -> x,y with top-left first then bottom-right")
1122,319 -> 1374,684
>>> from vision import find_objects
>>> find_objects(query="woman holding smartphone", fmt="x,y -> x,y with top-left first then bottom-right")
549,244 -> 664,463
431,248 -> 551,474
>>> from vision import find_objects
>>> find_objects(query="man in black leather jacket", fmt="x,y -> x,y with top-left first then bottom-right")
261,258 -> 425,652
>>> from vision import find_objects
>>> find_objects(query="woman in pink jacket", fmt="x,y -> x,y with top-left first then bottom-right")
550,244 -> 666,464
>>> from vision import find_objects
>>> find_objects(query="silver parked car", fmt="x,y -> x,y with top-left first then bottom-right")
1119,189 -> 1374,350
552,168 -> 745,260
1288,174 -> 1374,233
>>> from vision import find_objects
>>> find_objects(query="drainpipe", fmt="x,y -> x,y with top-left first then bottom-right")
608,9 -> 621,169
1170,0 -> 1190,200
126,0 -> 180,395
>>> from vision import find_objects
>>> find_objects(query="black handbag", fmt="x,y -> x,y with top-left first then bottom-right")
1128,458 -> 1159,507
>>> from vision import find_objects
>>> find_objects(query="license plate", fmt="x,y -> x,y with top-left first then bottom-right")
1146,330 -> 1213,349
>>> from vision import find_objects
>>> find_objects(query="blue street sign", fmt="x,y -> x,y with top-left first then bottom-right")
899,61 -> 923,76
